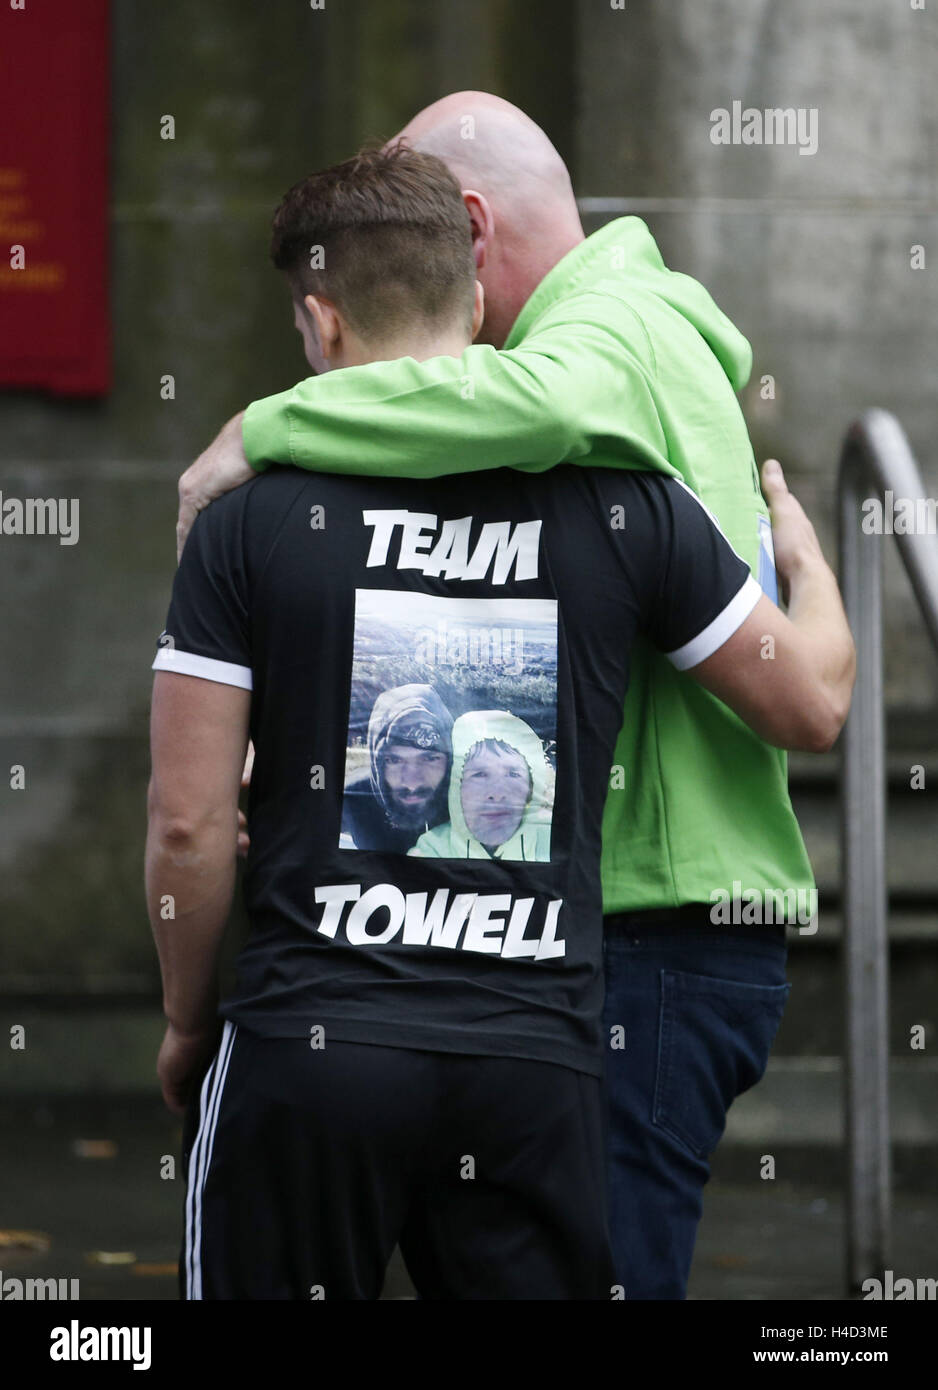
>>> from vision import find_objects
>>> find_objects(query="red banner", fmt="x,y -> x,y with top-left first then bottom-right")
0,0 -> 110,395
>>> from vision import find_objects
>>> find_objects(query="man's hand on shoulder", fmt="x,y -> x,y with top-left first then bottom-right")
177,411 -> 253,561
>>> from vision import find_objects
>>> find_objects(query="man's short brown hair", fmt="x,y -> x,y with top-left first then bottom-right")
270,141 -> 475,342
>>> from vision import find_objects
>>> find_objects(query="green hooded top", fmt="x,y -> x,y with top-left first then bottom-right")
409,711 -> 553,862
242,217 -> 814,913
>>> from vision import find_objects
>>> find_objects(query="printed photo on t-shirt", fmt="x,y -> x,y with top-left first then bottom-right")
340,590 -> 558,861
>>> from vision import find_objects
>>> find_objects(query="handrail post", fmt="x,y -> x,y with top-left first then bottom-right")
837,408 -> 938,1291
838,428 -> 891,1292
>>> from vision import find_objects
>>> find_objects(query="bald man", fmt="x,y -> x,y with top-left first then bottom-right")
175,93 -> 815,1300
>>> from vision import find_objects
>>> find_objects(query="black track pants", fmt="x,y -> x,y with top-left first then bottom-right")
180,1022 -> 612,1301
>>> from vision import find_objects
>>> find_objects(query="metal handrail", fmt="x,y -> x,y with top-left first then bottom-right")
838,408 -> 938,1293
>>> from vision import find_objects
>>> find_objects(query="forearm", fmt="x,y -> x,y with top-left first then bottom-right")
245,349 -> 575,477
786,553 -> 856,724
145,810 -> 238,1034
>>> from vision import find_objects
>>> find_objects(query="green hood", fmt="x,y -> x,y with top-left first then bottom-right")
506,216 -> 753,393
410,710 -> 553,862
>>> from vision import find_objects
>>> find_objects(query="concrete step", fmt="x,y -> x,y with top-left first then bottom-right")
785,736 -> 937,901
718,1056 -> 938,1189
0,1008 -> 166,1096
785,908 -> 938,944
789,785 -> 938,898
726,1056 -> 938,1145
772,911 -> 938,1055
786,741 -> 938,789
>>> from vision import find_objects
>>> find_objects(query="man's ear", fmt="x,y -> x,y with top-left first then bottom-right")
304,293 -> 342,360
470,280 -> 485,342
461,189 -> 494,270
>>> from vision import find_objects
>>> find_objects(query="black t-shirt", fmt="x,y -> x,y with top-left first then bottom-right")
153,465 -> 759,1077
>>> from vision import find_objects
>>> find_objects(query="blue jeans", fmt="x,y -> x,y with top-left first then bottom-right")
601,917 -> 790,1300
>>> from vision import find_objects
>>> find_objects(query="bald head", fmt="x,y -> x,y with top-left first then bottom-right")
400,92 -> 576,209
392,92 -> 584,346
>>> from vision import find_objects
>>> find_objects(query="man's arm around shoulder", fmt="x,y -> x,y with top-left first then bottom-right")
177,411 -> 254,561
176,290 -> 672,557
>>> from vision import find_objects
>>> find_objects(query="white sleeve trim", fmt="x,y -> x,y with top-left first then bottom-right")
152,646 -> 253,690
665,574 -> 763,671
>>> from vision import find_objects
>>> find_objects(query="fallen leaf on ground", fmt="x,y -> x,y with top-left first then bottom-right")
0,1229 -> 51,1251
71,1139 -> 118,1159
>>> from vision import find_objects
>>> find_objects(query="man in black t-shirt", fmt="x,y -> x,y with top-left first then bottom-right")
146,146 -> 854,1300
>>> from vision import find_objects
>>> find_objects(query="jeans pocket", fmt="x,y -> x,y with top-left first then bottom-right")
653,968 -> 791,1159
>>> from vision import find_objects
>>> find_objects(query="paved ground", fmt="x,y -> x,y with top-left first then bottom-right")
1,1098 -> 934,1301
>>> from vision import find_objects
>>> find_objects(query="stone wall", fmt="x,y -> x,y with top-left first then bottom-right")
576,0 -> 938,705
0,0 -> 577,996
0,0 -> 934,1005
